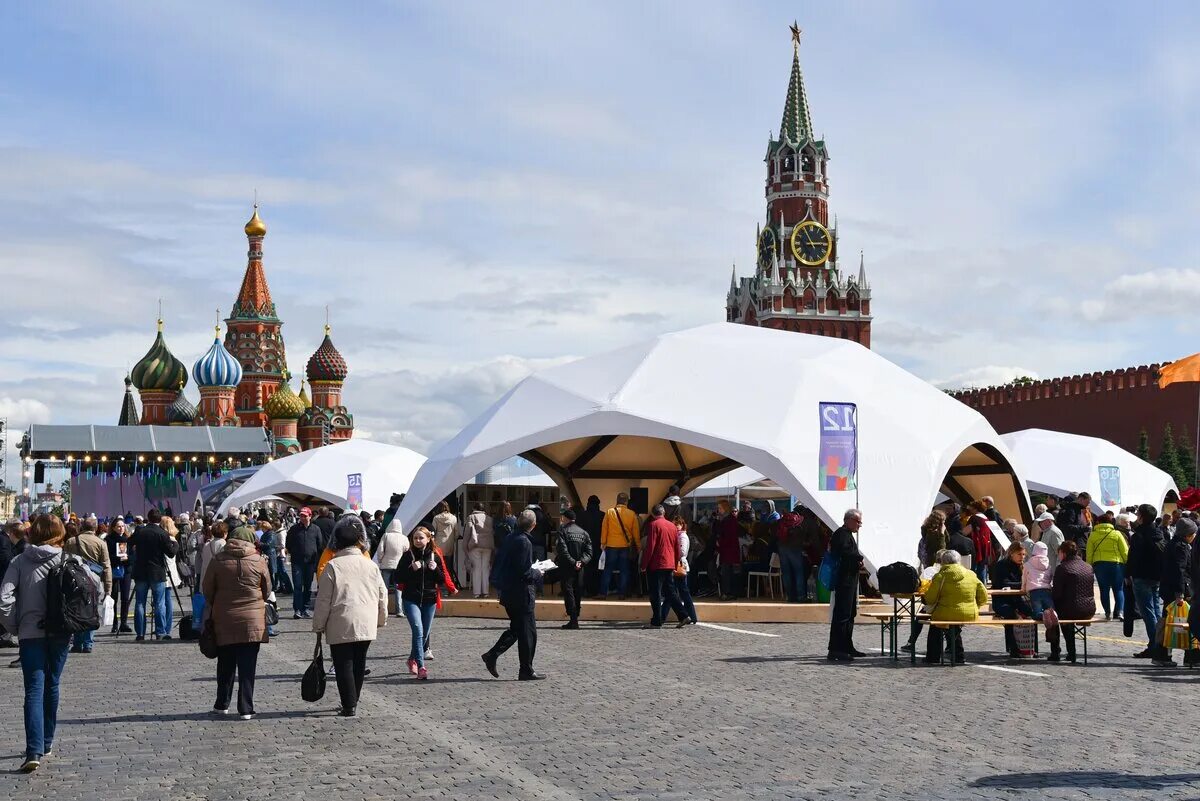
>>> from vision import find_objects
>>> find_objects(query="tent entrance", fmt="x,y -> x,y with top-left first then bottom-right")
939,442 -> 1033,523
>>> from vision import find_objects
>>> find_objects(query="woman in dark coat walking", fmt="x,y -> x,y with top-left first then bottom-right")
1049,541 -> 1096,663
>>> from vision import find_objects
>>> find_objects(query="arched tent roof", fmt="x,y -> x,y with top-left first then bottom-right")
1000,428 -> 1179,513
397,324 -> 1032,570
218,439 -> 426,515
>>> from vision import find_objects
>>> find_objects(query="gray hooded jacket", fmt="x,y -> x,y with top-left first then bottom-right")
0,545 -> 64,640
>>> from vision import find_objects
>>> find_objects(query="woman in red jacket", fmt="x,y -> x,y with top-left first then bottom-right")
714,500 -> 743,601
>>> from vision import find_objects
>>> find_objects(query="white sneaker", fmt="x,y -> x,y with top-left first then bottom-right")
424,649 -> 433,660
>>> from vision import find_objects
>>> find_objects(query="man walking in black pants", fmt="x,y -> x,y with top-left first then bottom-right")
285,507 -> 323,619
554,509 -> 592,629
827,509 -> 865,662
483,510 -> 544,680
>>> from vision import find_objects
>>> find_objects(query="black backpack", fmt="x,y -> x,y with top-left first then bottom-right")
876,561 -> 920,595
45,554 -> 102,635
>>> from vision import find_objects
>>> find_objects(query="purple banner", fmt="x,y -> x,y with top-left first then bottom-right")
347,472 -> 363,511
818,402 -> 858,491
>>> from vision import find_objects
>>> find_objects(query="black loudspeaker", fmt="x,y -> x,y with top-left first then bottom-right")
34,461 -> 45,483
628,487 -> 649,515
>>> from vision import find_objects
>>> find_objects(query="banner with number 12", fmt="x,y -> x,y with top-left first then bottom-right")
818,402 -> 858,491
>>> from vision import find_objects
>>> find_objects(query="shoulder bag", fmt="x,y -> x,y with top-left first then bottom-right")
301,634 -> 326,702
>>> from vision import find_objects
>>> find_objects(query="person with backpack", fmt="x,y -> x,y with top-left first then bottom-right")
395,526 -> 453,680
129,508 -> 180,641
63,520 -> 112,654
0,514 -> 89,772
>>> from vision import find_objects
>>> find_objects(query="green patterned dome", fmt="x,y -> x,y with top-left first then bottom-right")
265,375 -> 306,420
131,320 -> 188,392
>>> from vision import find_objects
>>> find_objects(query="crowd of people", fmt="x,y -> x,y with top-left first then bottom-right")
831,495 -> 1199,667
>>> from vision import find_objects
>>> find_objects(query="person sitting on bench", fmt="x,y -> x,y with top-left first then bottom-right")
923,549 -> 989,665
1049,541 -> 1096,664
991,542 -> 1033,658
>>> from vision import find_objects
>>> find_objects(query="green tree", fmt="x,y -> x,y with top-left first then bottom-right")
1136,428 -> 1151,461
1177,427 -> 1197,489
1157,424 -> 1183,488
59,478 -> 71,506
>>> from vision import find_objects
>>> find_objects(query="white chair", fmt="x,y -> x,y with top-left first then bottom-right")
748,553 -> 782,599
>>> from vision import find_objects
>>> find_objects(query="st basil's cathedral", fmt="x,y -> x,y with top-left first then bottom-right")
120,206 -> 354,457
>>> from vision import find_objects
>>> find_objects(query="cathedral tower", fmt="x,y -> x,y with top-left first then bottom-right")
225,206 -> 287,427
727,24 -> 872,348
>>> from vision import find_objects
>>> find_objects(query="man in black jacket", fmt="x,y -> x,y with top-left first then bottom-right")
314,507 -> 337,551
554,509 -> 593,629
286,507 -> 324,619
1057,492 -> 1093,550
827,509 -> 865,662
1127,504 -> 1167,659
1161,517 -> 1195,605
948,527 -> 975,565
483,509 -> 543,680
130,508 -> 179,641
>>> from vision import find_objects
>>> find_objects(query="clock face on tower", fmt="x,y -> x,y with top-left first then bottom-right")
790,220 -> 832,266
757,227 -> 777,267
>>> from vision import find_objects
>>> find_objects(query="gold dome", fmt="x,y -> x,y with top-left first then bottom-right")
244,205 -> 267,237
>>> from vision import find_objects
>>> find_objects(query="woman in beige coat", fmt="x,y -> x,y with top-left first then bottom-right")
313,517 -> 388,717
201,528 -> 271,720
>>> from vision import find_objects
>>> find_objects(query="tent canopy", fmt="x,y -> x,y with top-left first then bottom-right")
688,466 -> 789,500
1000,428 -> 1179,513
217,439 -> 426,515
397,324 -> 1032,569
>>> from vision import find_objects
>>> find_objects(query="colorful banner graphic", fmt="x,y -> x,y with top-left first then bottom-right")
1098,465 -> 1121,507
347,472 -> 363,511
818,402 -> 858,491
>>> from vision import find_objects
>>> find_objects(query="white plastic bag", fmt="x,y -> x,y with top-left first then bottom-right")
597,549 -> 606,571
102,596 -> 115,628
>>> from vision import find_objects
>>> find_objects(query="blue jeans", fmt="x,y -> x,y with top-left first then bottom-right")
192,592 -> 206,624
601,547 -> 631,597
19,637 -> 70,759
1028,588 -> 1053,618
402,599 -> 436,668
1132,578 -> 1162,646
674,574 -> 697,623
292,559 -> 316,614
71,628 -> 94,650
779,548 -> 808,602
1093,561 -> 1125,618
973,564 -> 989,585
135,580 -> 172,637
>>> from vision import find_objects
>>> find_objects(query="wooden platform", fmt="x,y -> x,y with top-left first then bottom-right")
440,595 -> 890,624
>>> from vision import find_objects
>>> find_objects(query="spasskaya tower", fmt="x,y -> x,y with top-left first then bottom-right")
727,23 -> 872,348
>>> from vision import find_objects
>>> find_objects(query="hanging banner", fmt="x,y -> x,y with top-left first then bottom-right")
346,472 -> 363,511
818,401 -> 858,491
1098,465 -> 1121,507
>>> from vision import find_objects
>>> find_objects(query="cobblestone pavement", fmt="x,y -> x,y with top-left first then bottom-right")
1,613 -> 1198,800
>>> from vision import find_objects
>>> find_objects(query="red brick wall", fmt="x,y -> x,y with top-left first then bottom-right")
951,365 -> 1198,454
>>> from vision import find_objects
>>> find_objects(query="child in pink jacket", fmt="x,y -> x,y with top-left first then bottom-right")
1022,541 -> 1054,616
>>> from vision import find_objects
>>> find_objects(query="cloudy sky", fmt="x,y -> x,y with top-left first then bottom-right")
3,1 -> 1200,486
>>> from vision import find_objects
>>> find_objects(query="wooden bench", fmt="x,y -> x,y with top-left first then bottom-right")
929,619 -> 1096,665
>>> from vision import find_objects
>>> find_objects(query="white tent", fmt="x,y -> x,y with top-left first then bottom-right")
217,439 -> 427,515
397,323 -> 1032,570
688,466 -> 789,500
1000,428 -> 1179,513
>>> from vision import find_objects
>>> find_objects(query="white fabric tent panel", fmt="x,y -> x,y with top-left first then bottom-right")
398,324 -> 1032,570
1001,428 -> 1177,512
218,440 -> 426,515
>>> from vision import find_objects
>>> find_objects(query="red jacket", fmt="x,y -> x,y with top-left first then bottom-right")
969,516 -> 994,566
641,517 -> 681,572
716,514 -> 743,565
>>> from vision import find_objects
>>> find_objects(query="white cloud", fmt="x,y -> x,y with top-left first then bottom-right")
1079,269 -> 1200,322
932,367 -> 1041,391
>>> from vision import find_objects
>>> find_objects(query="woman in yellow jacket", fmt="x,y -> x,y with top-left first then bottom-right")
1085,517 -> 1130,622
923,550 -> 989,664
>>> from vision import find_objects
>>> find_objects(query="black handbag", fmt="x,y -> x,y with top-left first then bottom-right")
198,618 -> 218,659
301,634 -> 326,702
265,600 -> 279,627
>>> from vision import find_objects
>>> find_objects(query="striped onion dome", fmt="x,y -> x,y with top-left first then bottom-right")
306,325 -> 349,382
131,320 -> 188,392
265,376 -> 306,420
167,389 -> 197,425
193,329 -> 243,388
